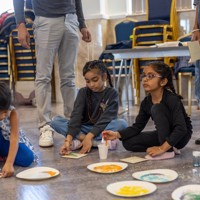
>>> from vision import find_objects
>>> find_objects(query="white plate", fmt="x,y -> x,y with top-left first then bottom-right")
87,162 -> 128,174
172,185 -> 200,200
107,180 -> 157,197
132,169 -> 178,183
16,167 -> 60,180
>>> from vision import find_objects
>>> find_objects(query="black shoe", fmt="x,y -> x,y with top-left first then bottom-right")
195,138 -> 200,145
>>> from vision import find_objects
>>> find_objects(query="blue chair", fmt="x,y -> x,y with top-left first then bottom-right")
0,10 -> 35,99
131,0 -> 178,104
107,18 -> 136,83
175,33 -> 194,115
0,36 -> 10,81
114,18 -> 137,43
136,0 -> 178,40
102,19 -> 137,109
9,24 -> 36,82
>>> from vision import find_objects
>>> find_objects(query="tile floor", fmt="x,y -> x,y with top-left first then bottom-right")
0,102 -> 200,200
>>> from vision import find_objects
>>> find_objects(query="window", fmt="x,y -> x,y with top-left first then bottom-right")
131,0 -> 194,15
0,0 -> 13,15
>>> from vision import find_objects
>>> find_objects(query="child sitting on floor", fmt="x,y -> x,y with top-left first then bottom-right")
103,61 -> 193,160
50,60 -> 128,154
0,82 -> 35,177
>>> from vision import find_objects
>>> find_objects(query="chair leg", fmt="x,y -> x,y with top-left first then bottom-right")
133,60 -> 140,105
178,72 -> 193,115
121,59 -> 129,112
116,60 -> 123,90
188,74 -> 192,116
178,73 -> 182,96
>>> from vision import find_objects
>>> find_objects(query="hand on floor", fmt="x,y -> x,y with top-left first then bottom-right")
146,146 -> 165,157
1,162 -> 14,178
79,136 -> 92,154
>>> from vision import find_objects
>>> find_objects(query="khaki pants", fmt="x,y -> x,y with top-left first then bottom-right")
33,14 -> 80,127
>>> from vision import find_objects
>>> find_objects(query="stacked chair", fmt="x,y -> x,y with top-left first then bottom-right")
9,23 -> 36,105
0,9 -> 36,103
0,8 -> 57,104
0,36 -> 10,81
9,24 -> 36,82
132,0 -> 178,104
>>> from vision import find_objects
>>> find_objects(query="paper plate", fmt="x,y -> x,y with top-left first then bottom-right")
87,162 -> 128,174
16,167 -> 60,180
132,169 -> 178,183
107,180 -> 157,197
172,185 -> 200,200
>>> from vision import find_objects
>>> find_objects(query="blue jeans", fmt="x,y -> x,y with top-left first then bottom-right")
50,115 -> 128,140
0,132 -> 34,167
195,60 -> 200,107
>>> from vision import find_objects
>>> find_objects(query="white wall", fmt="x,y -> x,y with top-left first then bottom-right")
0,0 -> 195,18
82,0 -> 194,19
0,0 -> 14,14
82,0 -> 103,19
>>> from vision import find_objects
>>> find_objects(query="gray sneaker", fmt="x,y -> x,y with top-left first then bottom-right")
39,125 -> 54,147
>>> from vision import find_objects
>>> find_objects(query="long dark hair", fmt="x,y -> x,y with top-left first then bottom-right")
83,60 -> 113,87
148,61 -> 182,99
0,81 -> 11,111
83,60 -> 112,123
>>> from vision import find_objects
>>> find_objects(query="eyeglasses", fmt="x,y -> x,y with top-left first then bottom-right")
140,73 -> 162,80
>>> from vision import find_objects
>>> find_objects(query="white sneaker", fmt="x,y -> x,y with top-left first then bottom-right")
39,125 -> 54,147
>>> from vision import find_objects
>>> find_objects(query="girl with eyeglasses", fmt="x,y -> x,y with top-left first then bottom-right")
103,61 -> 192,160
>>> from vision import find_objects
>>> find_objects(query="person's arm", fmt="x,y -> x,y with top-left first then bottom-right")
102,99 -> 150,142
2,109 -> 19,178
192,0 -> 200,41
118,99 -> 150,140
146,141 -> 172,157
75,0 -> 91,42
13,0 -> 25,25
13,0 -> 30,48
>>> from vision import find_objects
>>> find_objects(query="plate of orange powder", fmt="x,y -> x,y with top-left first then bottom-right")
87,162 -> 128,173
16,167 -> 60,180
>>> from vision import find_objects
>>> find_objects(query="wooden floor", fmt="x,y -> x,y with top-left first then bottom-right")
0,102 -> 200,200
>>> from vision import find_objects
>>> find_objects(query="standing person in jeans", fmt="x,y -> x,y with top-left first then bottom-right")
13,0 -> 91,147
192,0 -> 200,144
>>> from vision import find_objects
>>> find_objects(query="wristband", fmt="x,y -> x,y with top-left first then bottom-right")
192,29 -> 200,33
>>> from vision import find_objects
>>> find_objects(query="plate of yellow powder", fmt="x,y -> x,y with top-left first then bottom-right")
106,180 -> 157,197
